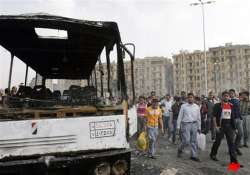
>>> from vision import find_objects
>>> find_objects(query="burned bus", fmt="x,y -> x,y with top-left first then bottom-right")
0,14 -> 136,175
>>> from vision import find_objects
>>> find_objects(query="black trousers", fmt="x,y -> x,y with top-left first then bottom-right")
210,120 -> 237,163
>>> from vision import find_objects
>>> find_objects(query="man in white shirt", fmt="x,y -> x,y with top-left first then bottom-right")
161,94 -> 173,139
177,92 -> 201,162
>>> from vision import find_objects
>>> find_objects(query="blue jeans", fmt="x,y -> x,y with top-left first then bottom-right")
172,119 -> 177,143
147,126 -> 158,156
243,115 -> 250,145
235,118 -> 243,149
178,122 -> 198,158
137,117 -> 146,136
163,115 -> 171,137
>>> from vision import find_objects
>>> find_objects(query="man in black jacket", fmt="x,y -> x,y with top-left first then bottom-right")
210,91 -> 243,167
206,91 -> 216,140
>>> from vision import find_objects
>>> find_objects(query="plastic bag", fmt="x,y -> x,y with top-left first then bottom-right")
136,131 -> 148,151
197,133 -> 206,151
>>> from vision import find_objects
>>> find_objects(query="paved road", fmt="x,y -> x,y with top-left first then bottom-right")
130,133 -> 250,175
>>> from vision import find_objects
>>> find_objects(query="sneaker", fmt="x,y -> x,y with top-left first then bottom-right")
148,155 -> 156,159
190,157 -> 200,162
151,156 -> 157,159
236,149 -> 242,156
210,154 -> 219,161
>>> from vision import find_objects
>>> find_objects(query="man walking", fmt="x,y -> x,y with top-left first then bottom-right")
229,89 -> 243,155
161,94 -> 172,139
177,93 -> 201,162
206,91 -> 216,140
180,91 -> 187,103
145,98 -> 164,159
136,96 -> 147,136
210,91 -> 243,167
171,96 -> 182,144
147,91 -> 156,107
240,91 -> 250,148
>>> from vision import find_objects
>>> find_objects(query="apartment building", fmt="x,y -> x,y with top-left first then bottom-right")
209,43 -> 250,94
173,43 -> 250,96
95,57 -> 173,98
173,50 -> 207,96
133,57 -> 173,97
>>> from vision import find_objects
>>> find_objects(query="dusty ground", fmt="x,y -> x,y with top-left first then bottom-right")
130,133 -> 250,175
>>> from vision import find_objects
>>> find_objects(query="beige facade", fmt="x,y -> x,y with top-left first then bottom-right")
173,43 -> 250,96
208,43 -> 250,94
133,57 -> 173,97
173,50 -> 206,96
95,57 -> 173,98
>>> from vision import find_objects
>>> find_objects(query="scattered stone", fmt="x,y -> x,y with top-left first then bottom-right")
160,168 -> 178,175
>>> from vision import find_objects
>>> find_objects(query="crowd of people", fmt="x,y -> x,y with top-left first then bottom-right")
136,90 -> 250,167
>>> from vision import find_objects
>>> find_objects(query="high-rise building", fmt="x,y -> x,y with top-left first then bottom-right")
95,57 -> 173,98
173,43 -> 250,96
133,57 -> 173,97
173,50 -> 206,96
208,43 -> 250,94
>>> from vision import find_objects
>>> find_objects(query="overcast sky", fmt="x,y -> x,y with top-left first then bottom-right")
1,0 -> 250,89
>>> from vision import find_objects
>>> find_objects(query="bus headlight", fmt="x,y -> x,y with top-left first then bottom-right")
94,162 -> 111,175
112,160 -> 128,175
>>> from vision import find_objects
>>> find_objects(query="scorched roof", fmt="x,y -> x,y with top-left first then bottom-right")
0,13 -> 121,79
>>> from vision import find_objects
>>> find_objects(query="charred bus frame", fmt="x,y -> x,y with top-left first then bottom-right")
0,14 -> 136,175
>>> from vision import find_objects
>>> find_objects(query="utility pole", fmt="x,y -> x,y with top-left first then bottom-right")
190,0 -> 215,96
